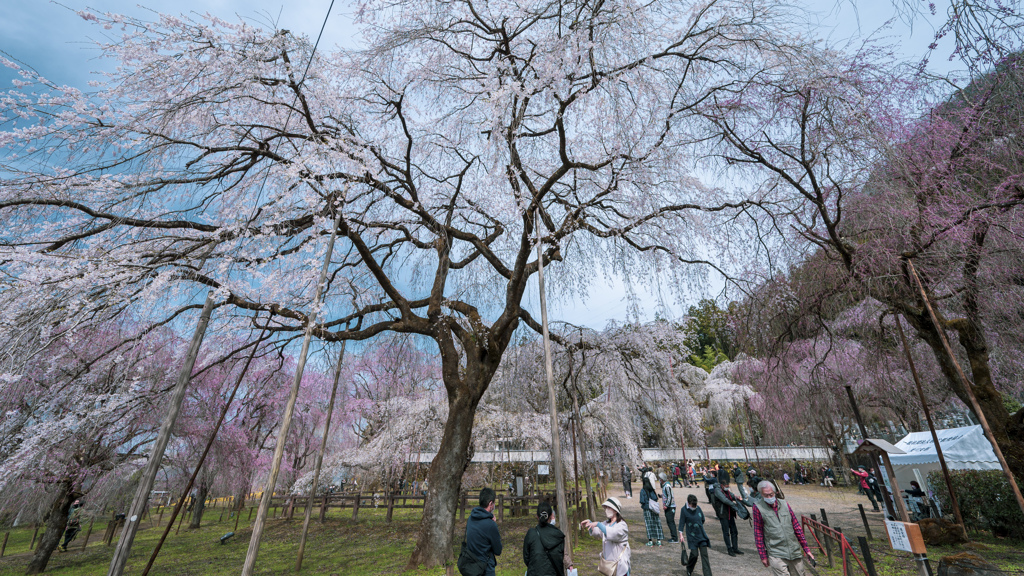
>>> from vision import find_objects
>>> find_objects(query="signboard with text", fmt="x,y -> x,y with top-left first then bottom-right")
885,520 -> 927,553
537,464 -> 550,475
885,520 -> 912,551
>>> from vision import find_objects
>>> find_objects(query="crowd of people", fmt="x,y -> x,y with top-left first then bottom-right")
458,461 -> 820,576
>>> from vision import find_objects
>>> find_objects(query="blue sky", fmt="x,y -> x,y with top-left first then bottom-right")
0,0 -> 958,329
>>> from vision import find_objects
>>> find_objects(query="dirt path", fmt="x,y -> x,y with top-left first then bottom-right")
610,482 -> 885,575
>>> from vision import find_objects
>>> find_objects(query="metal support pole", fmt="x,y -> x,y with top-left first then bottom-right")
108,292 -> 216,576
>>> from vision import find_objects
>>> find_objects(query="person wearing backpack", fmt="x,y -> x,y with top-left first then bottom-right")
639,474 -> 664,546
660,473 -> 679,543
523,501 -> 566,576
459,488 -> 502,576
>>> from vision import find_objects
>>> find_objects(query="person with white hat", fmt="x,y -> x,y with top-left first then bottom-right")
581,497 -> 631,576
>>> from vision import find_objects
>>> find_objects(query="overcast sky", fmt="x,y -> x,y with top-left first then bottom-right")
0,0 -> 958,329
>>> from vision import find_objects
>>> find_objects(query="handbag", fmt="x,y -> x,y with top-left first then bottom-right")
597,542 -> 627,576
647,497 -> 662,515
457,540 -> 486,576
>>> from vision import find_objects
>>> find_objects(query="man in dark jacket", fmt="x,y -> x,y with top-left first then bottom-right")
463,488 -> 503,576
712,471 -> 745,557
679,494 -> 712,576
522,501 -> 566,576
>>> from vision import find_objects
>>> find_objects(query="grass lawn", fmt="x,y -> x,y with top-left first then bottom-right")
806,529 -> 1024,576
0,503 -> 601,575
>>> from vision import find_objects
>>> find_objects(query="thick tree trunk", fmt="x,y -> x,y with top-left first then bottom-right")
406,387 -> 482,569
188,481 -> 208,529
911,313 -> 1024,481
26,480 -> 78,575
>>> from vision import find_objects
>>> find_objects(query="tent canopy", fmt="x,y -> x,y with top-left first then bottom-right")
890,425 -> 999,470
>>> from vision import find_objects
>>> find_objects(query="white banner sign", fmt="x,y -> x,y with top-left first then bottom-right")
537,464 -> 550,475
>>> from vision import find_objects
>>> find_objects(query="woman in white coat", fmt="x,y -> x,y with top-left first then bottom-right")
581,497 -> 631,576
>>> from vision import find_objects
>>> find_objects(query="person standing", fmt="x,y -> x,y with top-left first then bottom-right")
582,497 -> 631,576
522,501 -> 567,576
673,464 -> 684,488
639,474 -> 664,546
59,499 -> 83,552
679,494 -> 713,576
752,480 -> 815,576
851,466 -> 879,512
462,488 -> 502,576
711,470 -> 746,556
622,464 -> 634,499
660,473 -> 679,543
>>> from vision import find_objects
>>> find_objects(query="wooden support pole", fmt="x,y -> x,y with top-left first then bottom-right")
107,292 -> 215,576
142,329 -> 266,576
296,341 -> 347,571
242,212 -> 342,576
386,493 -> 395,523
845,385 -> 898,519
894,316 -> 965,528
858,504 -> 873,540
1,531 -> 8,558
30,524 -> 39,550
234,510 -> 241,533
819,510 -> 833,567
81,518 -> 94,551
907,260 -> 1024,519
535,210 -> 572,569
352,493 -> 360,520
858,536 -> 878,576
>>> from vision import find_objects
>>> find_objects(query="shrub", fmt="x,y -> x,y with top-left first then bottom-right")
927,469 -> 1024,539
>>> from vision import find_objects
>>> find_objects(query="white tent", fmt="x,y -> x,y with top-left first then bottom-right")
885,425 -> 999,508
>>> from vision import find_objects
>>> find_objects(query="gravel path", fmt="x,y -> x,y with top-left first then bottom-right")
609,482 -> 885,575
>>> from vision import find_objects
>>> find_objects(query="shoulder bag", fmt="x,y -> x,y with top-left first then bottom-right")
457,539 -> 487,576
597,542 -> 627,576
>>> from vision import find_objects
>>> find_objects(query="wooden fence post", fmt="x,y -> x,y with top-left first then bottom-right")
498,495 -> 504,522
460,492 -> 467,520
352,493 -> 361,520
80,518 -> 94,551
858,504 -> 873,540
858,536 -> 878,576
319,495 -> 329,523
386,493 -> 395,523
836,527 -> 850,576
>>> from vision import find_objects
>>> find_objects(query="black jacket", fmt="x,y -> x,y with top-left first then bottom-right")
522,523 -> 565,576
465,507 -> 503,571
